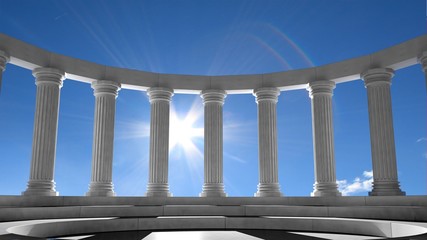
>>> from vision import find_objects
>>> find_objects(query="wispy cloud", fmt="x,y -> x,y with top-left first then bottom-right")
224,152 -> 246,164
337,170 -> 373,196
415,138 -> 427,159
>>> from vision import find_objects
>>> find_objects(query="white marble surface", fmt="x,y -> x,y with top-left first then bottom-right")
307,81 -> 340,197
23,68 -> 65,197
253,88 -> 282,197
146,88 -> 174,197
361,68 -> 405,196
200,90 -> 227,197
4,214 -> 426,239
86,81 -> 121,197
1,33 -> 427,93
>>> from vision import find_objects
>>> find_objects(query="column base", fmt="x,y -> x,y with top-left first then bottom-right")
22,180 -> 58,196
146,183 -> 172,197
86,182 -> 115,197
369,180 -> 405,196
200,183 -> 227,197
254,183 -> 282,197
311,182 -> 341,197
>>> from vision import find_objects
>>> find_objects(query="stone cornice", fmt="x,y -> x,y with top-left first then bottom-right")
1,33 -> 426,93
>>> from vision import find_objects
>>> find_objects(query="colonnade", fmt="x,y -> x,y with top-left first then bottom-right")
1,48 -> 426,197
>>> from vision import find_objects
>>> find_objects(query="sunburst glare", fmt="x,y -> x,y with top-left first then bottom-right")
169,98 -> 204,159
169,107 -> 203,152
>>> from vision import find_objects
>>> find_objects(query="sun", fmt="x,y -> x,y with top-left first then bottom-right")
169,103 -> 204,154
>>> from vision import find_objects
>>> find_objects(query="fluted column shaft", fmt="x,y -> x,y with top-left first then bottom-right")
86,81 -> 121,197
418,52 -> 427,93
0,50 -> 10,93
200,89 -> 227,197
361,68 -> 405,196
307,81 -> 341,197
23,68 -> 65,196
146,87 -> 174,197
253,88 -> 282,197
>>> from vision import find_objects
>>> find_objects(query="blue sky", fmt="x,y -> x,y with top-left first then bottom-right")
0,0 -> 425,197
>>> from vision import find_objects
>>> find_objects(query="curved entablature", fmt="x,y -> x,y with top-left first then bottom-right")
1,33 -> 427,94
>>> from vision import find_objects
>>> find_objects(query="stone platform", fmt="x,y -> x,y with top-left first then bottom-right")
0,196 -> 426,239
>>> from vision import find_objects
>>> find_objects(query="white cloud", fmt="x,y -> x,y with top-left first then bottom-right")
337,170 -> 373,196
363,170 -> 373,178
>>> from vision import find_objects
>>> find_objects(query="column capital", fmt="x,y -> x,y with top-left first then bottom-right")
307,80 -> 335,98
0,50 -> 10,71
32,67 -> 66,87
361,68 -> 394,87
147,87 -> 174,103
418,51 -> 427,72
201,89 -> 227,104
253,87 -> 280,103
92,80 -> 121,98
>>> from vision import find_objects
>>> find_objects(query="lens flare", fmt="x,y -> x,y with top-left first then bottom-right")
169,106 -> 204,152
169,99 -> 204,162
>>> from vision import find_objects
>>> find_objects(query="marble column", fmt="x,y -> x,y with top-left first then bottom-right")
146,87 -> 174,197
307,81 -> 341,197
254,88 -> 282,197
86,80 -> 121,197
0,50 -> 10,93
200,89 -> 227,197
23,67 -> 65,196
418,52 -> 427,93
361,68 -> 405,196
